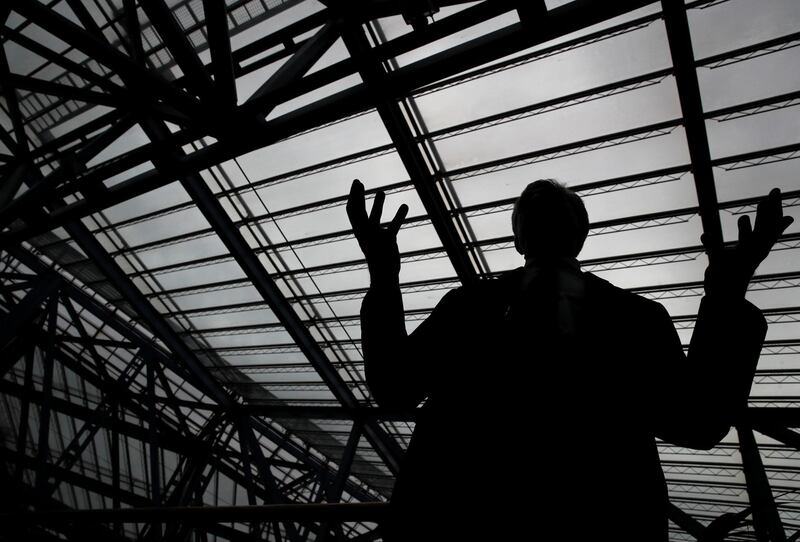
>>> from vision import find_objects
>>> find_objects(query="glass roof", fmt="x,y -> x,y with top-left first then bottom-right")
0,0 -> 799,540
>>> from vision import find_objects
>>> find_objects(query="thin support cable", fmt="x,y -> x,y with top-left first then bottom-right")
228,155 -> 374,403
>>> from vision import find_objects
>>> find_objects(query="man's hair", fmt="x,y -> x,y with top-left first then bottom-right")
511,179 -> 589,258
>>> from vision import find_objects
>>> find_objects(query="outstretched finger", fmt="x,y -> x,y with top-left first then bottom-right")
738,214 -> 753,243
388,204 -> 409,236
754,188 -> 782,234
369,191 -> 385,225
768,188 -> 783,226
346,179 -> 368,230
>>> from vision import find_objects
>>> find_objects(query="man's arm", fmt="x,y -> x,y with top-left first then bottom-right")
649,297 -> 766,449
361,281 -> 462,409
651,188 -> 792,448
348,180 -> 453,409
361,280 -> 419,409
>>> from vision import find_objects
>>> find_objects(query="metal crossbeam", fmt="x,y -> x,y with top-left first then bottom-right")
737,425 -> 787,542
3,245 -> 380,503
0,0 -> 656,244
138,0 -> 215,102
0,502 -> 390,526
342,20 -> 478,284
0,40 -> 28,159
1,1 -> 797,538
668,501 -> 706,539
203,0 -> 237,107
661,0 -> 723,249
249,22 -> 340,104
10,0 -> 201,119
2,73 -> 122,108
136,114 -> 403,475
0,274 -> 59,355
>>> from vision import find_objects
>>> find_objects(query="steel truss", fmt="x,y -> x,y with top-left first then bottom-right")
0,249 -> 388,538
1,0 -> 799,540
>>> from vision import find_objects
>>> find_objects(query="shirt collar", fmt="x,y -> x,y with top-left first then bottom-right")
523,256 -> 581,273
520,257 -> 584,296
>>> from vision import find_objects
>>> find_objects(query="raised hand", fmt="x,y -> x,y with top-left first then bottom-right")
347,179 -> 409,283
702,188 -> 794,298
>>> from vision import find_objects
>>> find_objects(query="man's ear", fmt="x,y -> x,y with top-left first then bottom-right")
514,235 -> 525,256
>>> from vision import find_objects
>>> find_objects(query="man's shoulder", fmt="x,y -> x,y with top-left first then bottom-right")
470,268 -> 526,296
437,269 -> 522,307
583,272 -> 666,316
442,269 -> 665,312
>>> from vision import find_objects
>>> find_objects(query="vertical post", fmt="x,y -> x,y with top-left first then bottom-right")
237,418 -> 301,542
737,425 -> 786,542
202,0 -> 237,107
14,346 -> 35,485
111,401 -> 121,534
147,360 -> 161,537
122,0 -> 145,62
0,44 -> 29,160
35,295 -> 58,494
61,294 -> 109,379
319,420 -> 363,542
330,421 -> 362,502
236,416 -> 261,537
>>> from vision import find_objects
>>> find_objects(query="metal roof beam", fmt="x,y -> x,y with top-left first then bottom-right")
754,425 -> 800,452
139,0 -> 215,102
2,247 -> 381,504
136,115 -> 403,475
16,8 -> 797,224
736,425 -> 787,542
71,228 -> 800,312
661,0 -> 723,249
342,21 -> 478,284
203,0 -> 237,107
0,273 -> 59,354
10,0 -> 202,119
237,418 -> 302,542
0,114 -> 136,231
0,373 -> 194,457
247,21 -> 340,105
0,445 -> 255,542
58,219 -> 234,406
0,376 -> 319,518
667,501 -> 705,539
0,0 -> 667,237
237,405 -> 800,425
0,25 -> 126,98
0,502 -> 390,527
0,450 -> 133,541
4,0 -> 650,224
0,41 -> 28,159
1,73 -> 123,108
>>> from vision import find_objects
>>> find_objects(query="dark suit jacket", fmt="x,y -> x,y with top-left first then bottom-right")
366,269 -> 767,541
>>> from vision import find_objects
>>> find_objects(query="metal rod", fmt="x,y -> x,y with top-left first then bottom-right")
342,22 -> 478,284
0,503 -> 390,526
661,0 -> 723,249
202,0 -> 237,107
737,425 -> 786,542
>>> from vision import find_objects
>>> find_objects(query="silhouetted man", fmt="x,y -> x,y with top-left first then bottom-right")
346,179 -> 793,541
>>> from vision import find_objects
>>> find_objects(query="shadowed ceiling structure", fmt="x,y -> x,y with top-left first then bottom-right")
0,0 -> 798,540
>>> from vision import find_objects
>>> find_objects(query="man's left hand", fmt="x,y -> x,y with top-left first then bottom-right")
702,188 -> 794,298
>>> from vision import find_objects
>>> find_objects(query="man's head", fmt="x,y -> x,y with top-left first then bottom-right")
511,179 -> 589,260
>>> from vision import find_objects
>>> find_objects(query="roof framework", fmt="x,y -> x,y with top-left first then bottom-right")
0,0 -> 798,540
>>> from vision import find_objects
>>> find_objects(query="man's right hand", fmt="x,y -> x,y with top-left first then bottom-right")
346,179 -> 409,283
